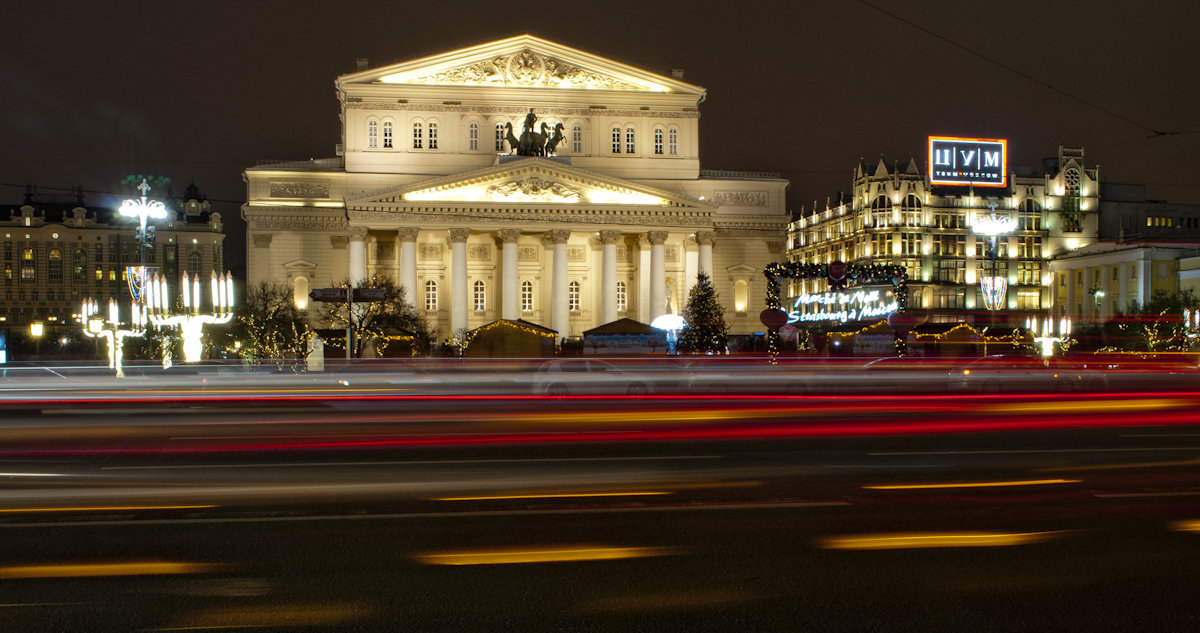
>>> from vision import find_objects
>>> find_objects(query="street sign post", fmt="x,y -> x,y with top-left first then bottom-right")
308,288 -> 389,359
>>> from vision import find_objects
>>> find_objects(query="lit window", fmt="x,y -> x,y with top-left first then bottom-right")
625,127 -> 635,153
382,120 -> 393,148
568,280 -> 580,311
367,120 -> 378,148
428,122 -> 438,149
654,128 -> 664,155
611,127 -> 621,153
20,248 -> 34,280
425,280 -> 438,311
473,279 -> 486,311
413,122 -> 423,149
521,280 -> 533,312
73,248 -> 86,281
572,125 -> 582,153
48,249 -> 62,281
469,122 -> 479,151
668,127 -> 678,155
616,280 -> 627,312
187,252 -> 202,276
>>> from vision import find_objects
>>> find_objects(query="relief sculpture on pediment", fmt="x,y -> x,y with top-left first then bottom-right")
407,49 -> 644,91
486,176 -> 581,202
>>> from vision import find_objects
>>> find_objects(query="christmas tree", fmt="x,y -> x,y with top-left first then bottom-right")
677,272 -> 729,354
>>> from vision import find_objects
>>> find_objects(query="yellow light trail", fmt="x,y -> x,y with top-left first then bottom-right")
0,505 -> 217,513
981,398 -> 1189,414
434,491 -> 671,501
0,561 -> 221,579
1170,520 -> 1200,533
820,531 -> 1063,550
416,545 -> 676,565
864,479 -> 1078,490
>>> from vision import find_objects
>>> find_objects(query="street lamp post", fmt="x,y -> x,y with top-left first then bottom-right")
118,179 -> 167,305
80,298 -> 144,378
1026,315 -> 1072,358
1089,287 -> 1106,318
972,204 -> 1016,326
146,271 -> 236,364
29,321 -> 44,358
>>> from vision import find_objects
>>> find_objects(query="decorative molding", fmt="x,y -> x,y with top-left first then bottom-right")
346,102 -> 698,119
330,236 -> 348,249
713,191 -> 768,207
665,246 -> 680,262
376,242 -> 394,259
251,234 -> 273,248
498,229 -> 522,243
518,246 -> 539,262
448,228 -> 471,243
694,231 -> 716,245
547,230 -> 571,244
348,208 -> 712,228
420,243 -> 442,259
348,227 -> 368,241
402,49 -> 646,91
647,231 -> 668,245
397,227 -> 419,241
486,176 -> 581,203
567,246 -> 584,262
597,230 -> 620,245
468,244 -> 491,260
269,181 -> 330,199
616,246 -> 630,263
246,215 -> 347,232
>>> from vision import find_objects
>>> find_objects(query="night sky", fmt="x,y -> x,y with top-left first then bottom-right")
3,1 -> 1198,273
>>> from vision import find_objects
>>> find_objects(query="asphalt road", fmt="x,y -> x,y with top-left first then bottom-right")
1,382 -> 1199,631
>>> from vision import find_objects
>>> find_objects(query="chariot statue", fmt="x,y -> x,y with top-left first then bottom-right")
504,109 -> 566,157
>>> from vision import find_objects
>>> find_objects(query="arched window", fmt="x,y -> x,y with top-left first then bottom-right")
382,120 -> 393,148
521,280 -> 534,312
427,122 -> 438,149
468,122 -> 479,151
611,126 -> 622,153
901,194 -> 922,226
1020,198 -> 1043,231
367,119 -> 378,148
616,280 -> 627,312
625,127 -> 636,153
187,252 -> 202,276
21,247 -> 35,280
473,279 -> 486,311
496,124 -> 506,151
568,280 -> 581,311
668,127 -> 678,155
871,195 -> 891,227
734,280 -> 749,313
293,276 -> 309,310
48,249 -> 62,280
653,127 -> 664,155
73,248 -> 86,281
424,280 -> 438,311
412,122 -> 423,149
572,125 -> 583,153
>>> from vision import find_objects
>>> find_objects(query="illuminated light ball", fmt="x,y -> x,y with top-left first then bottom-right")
759,308 -> 788,332
887,310 -> 917,335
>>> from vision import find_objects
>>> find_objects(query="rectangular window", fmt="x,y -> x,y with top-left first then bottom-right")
572,127 -> 582,154
428,123 -> 438,150
425,283 -> 437,311
1111,266 -> 1119,281
625,128 -> 635,154
611,127 -> 621,153
654,129 -> 663,155
668,128 -> 678,155
413,123 -> 423,149
521,282 -> 533,312
616,282 -> 627,312
382,122 -> 393,148
469,124 -> 478,151
496,125 -> 506,152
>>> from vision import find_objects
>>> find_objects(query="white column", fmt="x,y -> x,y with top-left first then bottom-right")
648,231 -> 668,322
1118,262 -> 1128,313
548,230 -> 570,341
449,229 -> 470,334
499,229 -> 521,321
696,231 -> 715,280
599,230 -> 619,325
348,227 -> 368,286
397,227 -> 418,309
638,236 -> 651,324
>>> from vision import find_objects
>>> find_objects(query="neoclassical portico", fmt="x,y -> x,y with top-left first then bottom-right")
242,35 -> 790,343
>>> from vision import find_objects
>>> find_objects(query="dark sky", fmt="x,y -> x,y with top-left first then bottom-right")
3,1 -> 1198,273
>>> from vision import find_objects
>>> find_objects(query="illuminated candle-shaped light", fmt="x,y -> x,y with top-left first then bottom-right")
160,275 -> 169,313
192,274 -> 201,313
211,271 -> 219,311
182,272 -> 191,309
109,299 -> 118,324
225,272 -> 234,310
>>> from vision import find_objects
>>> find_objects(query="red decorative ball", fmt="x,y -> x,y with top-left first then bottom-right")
760,308 -> 789,331
887,310 -> 917,334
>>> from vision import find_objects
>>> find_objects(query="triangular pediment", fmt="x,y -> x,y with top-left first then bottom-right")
347,158 -> 714,209
338,35 -> 704,95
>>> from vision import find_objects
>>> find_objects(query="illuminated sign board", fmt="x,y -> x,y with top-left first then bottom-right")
786,289 -> 899,324
929,136 -> 1007,187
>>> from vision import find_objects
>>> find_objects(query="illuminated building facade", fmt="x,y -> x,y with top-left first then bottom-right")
0,185 -> 225,329
242,35 -> 788,340
787,146 -> 1100,322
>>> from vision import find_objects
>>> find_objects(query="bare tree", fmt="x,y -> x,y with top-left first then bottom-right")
317,276 -> 431,357
237,281 -> 309,364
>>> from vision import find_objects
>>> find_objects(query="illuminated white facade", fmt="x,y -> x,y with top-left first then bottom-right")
787,146 -> 1100,320
243,35 -> 788,340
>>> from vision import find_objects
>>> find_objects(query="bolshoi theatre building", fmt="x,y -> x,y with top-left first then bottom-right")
242,35 -> 789,341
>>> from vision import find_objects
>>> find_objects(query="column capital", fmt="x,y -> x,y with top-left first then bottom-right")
646,231 -> 668,245
546,229 -> 571,245
597,230 -> 620,245
694,231 -> 716,246
397,227 -> 419,241
448,228 -> 471,243
498,229 -> 522,243
348,227 -> 368,241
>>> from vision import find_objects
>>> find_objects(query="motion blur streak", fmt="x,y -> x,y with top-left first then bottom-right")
819,531 -> 1065,550
0,505 -> 217,513
416,545 -> 677,565
434,491 -> 671,501
1170,520 -> 1200,533
0,561 -> 222,579
864,479 -> 1080,490
157,602 -> 369,630
982,398 -> 1191,414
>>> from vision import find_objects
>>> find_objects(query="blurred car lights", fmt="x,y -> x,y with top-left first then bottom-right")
864,479 -> 1079,490
819,531 -> 1064,550
416,545 -> 677,565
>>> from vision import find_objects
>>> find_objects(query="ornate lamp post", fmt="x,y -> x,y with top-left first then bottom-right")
118,179 -> 168,304
81,298 -> 145,378
145,271 -> 235,364
972,204 -> 1017,315
1026,315 -> 1072,358
28,321 -> 45,358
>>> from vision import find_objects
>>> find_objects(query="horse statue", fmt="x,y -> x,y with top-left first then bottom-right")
502,122 -> 520,154
545,123 -> 566,155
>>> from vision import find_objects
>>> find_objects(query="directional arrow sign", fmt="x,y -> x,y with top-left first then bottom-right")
309,288 -> 348,302
352,288 -> 388,302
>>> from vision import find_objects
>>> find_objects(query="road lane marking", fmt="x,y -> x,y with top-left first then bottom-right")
864,479 -> 1078,490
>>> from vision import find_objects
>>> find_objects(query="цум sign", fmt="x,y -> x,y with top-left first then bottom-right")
787,289 -> 898,324
929,136 -> 1007,187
